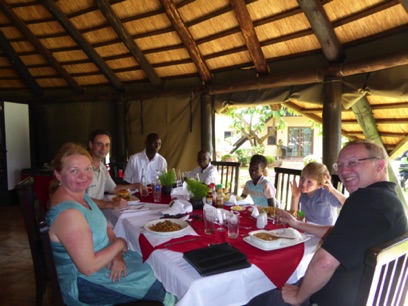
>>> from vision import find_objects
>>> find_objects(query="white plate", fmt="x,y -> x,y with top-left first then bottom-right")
224,200 -> 252,206
107,194 -> 140,205
243,229 -> 310,251
143,218 -> 190,236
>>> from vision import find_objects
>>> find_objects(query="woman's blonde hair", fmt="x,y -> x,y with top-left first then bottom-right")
301,162 -> 331,185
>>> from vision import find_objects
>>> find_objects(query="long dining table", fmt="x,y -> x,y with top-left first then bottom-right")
103,194 -> 320,306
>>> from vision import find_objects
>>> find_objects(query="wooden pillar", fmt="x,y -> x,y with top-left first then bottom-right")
322,77 -> 342,172
115,100 -> 127,161
200,93 -> 213,155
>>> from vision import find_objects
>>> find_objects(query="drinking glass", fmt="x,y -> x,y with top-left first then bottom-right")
215,209 -> 226,232
226,211 -> 239,238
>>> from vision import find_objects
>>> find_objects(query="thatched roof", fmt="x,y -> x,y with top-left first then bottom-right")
1,0 -> 408,155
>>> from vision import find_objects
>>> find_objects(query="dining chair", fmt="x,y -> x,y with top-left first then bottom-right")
39,223 -> 164,306
212,161 -> 241,195
16,176 -> 47,306
356,231 -> 408,306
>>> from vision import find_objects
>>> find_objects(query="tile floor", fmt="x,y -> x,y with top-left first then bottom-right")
0,204 -> 51,306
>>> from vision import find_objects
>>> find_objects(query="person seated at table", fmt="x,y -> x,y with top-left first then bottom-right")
187,150 -> 219,185
86,129 -> 148,209
241,154 -> 276,207
245,140 -> 407,306
123,133 -> 167,186
290,162 -> 346,225
47,142 -> 177,306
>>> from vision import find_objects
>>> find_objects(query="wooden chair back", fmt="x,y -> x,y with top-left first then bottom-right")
273,167 -> 346,210
39,221 -> 65,306
356,232 -> 408,306
16,176 -> 47,306
212,161 -> 241,194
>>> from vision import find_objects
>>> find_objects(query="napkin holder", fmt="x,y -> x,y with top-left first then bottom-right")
183,243 -> 251,276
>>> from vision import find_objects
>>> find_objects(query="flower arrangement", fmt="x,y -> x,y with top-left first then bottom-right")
158,169 -> 176,187
186,179 -> 209,200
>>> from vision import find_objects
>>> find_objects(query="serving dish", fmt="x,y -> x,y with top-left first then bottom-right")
107,194 -> 140,205
244,228 -> 310,251
143,218 -> 190,236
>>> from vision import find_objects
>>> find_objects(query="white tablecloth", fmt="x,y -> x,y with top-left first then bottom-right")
103,207 -> 320,306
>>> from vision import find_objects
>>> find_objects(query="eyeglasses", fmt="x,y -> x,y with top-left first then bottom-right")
333,157 -> 379,171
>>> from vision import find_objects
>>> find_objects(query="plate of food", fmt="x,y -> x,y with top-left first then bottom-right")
143,219 -> 190,236
244,228 -> 310,251
107,189 -> 140,205
230,205 -> 246,212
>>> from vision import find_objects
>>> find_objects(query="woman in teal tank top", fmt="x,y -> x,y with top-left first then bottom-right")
46,142 -> 176,306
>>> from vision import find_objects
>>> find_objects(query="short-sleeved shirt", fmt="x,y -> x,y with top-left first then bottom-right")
189,163 -> 220,185
311,181 -> 407,306
243,175 -> 276,206
86,161 -> 116,199
299,187 -> 342,225
123,149 -> 167,185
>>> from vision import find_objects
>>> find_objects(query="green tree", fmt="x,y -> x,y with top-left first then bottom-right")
225,105 -> 290,147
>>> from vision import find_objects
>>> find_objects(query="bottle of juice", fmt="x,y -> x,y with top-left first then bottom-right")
216,184 -> 224,208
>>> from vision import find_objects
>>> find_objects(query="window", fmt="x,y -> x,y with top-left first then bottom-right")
224,131 -> 232,139
287,127 -> 313,157
267,127 -> 277,145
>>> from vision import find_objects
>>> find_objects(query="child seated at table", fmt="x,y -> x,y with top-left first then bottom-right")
290,162 -> 346,225
241,155 -> 276,207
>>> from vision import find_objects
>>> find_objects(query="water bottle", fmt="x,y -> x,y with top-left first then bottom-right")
153,176 -> 161,203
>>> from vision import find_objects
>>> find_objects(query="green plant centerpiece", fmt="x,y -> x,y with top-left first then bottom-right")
158,169 -> 176,195
186,179 -> 209,209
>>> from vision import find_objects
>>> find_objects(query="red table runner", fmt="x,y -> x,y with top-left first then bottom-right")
139,208 -> 305,289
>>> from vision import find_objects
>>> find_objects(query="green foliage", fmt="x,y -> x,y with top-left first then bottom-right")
186,179 -> 209,200
221,154 -> 236,161
158,170 -> 176,187
265,155 -> 276,164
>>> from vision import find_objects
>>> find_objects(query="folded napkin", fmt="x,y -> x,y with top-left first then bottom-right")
162,199 -> 192,215
183,243 -> 251,276
170,183 -> 190,200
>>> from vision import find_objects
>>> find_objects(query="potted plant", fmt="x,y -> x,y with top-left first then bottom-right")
158,169 -> 176,195
186,179 -> 209,209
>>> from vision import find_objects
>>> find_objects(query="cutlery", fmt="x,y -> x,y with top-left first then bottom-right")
164,237 -> 200,247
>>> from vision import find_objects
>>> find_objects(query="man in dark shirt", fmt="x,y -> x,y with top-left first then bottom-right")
246,140 -> 407,306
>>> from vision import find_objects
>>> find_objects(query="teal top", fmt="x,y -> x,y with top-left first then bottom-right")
46,193 -> 176,306
243,175 -> 276,206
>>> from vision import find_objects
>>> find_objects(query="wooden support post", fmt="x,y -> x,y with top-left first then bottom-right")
115,100 -> 127,161
200,93 -> 213,156
322,77 -> 342,172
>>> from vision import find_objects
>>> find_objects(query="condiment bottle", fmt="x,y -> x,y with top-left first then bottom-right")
216,184 -> 224,208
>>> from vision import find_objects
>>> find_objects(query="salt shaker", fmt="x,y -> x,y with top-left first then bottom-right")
256,213 -> 267,229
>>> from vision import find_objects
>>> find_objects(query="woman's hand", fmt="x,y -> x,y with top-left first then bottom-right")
107,254 -> 126,282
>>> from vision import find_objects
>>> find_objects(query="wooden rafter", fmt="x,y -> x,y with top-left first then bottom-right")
159,0 -> 212,83
0,1 -> 83,94
230,0 -> 268,76
399,0 -> 408,12
96,0 -> 163,88
40,0 -> 124,92
0,31 -> 42,97
297,0 -> 345,63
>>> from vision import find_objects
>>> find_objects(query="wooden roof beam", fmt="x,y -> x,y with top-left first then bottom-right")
399,0 -> 408,13
297,0 -> 345,63
40,0 -> 124,92
96,0 -> 163,88
0,1 -> 83,93
159,0 -> 212,84
230,0 -> 268,76
0,31 -> 42,97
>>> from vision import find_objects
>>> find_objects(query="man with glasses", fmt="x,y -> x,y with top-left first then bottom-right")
246,140 -> 407,306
